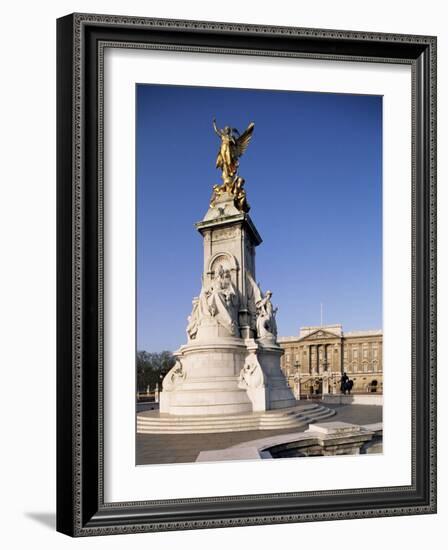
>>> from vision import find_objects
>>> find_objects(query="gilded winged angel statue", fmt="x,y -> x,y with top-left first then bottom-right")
211,119 -> 255,212
213,119 -> 255,179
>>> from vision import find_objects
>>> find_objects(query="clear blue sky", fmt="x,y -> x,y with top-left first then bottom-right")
136,84 -> 382,352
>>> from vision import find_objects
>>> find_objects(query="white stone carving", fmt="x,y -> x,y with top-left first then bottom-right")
201,264 -> 239,336
186,297 -> 200,340
246,272 -> 262,332
187,264 -> 240,339
211,227 -> 238,241
207,251 -> 239,283
162,361 -> 186,391
238,351 -> 265,389
256,290 -> 278,341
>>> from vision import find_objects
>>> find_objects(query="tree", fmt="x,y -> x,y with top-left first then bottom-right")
136,350 -> 176,392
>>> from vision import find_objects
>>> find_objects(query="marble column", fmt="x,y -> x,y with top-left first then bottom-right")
336,342 -> 342,394
293,376 -> 301,400
308,345 -> 312,374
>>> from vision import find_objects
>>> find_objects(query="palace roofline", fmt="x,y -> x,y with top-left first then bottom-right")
344,330 -> 382,337
278,326 -> 382,342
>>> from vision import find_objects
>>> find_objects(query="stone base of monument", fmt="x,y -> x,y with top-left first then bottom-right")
160,337 -> 252,416
255,339 -> 298,410
137,402 -> 336,434
159,337 -> 296,416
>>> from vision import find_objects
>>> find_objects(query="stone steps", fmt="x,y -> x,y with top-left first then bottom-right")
137,404 -> 336,434
139,403 -> 319,425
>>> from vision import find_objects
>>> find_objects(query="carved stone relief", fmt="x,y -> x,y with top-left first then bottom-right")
162,361 -> 187,391
238,351 -> 265,389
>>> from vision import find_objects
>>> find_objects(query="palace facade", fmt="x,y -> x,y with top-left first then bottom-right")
278,324 -> 382,398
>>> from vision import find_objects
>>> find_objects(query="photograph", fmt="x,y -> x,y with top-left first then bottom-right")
135,83 -> 383,465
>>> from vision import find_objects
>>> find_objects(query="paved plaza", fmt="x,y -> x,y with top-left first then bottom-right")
136,403 -> 382,465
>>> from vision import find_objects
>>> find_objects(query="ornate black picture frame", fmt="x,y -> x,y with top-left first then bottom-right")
56,13 -> 437,537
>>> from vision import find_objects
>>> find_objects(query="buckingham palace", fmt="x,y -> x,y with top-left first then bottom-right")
278,324 -> 382,398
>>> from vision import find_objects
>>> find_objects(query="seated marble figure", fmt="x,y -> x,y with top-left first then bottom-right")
187,264 -> 239,339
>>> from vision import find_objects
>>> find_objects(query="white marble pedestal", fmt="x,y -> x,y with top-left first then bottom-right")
160,337 -> 296,416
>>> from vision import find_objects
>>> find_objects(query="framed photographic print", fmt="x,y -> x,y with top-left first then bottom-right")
56,13 -> 437,536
